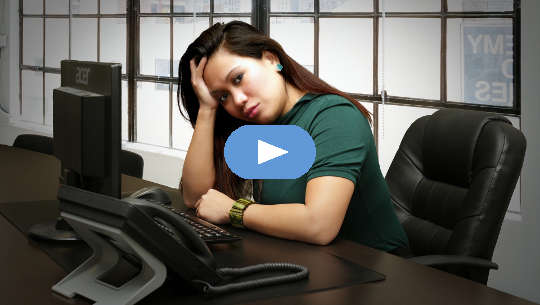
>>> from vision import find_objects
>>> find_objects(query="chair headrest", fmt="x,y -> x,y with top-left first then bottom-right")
422,109 -> 510,187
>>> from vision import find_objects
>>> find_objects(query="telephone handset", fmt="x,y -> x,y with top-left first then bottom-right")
57,184 -> 308,299
122,196 -> 216,271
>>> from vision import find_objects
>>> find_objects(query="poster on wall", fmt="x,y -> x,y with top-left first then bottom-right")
462,21 -> 513,107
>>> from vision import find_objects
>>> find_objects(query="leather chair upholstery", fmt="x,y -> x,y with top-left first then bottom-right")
385,109 -> 526,284
13,134 -> 144,179
13,134 -> 54,155
120,149 -> 144,179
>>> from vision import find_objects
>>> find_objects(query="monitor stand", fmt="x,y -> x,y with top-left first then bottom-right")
27,170 -> 82,241
28,217 -> 79,241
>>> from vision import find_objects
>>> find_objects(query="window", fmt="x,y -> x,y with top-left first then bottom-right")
18,0 -> 520,146
135,0 -> 251,149
17,0 -> 521,214
265,0 -> 521,214
19,0 -> 127,138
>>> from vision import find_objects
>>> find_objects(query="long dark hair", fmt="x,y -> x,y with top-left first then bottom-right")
178,21 -> 371,199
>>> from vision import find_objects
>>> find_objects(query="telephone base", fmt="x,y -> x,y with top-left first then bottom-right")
52,212 -> 167,305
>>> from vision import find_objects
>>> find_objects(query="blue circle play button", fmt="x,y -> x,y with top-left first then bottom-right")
224,125 -> 316,179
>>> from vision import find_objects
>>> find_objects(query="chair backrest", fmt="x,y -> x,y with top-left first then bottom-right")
385,109 -> 526,283
120,149 -> 144,179
13,134 -> 54,155
12,134 -> 144,179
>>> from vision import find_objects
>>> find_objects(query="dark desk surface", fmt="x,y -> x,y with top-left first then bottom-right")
0,144 -> 536,305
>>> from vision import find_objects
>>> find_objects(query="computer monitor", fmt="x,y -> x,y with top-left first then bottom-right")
28,60 -> 122,241
53,60 -> 122,198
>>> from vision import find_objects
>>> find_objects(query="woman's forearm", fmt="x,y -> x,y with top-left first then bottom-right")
181,107 -> 217,207
242,203 -> 341,246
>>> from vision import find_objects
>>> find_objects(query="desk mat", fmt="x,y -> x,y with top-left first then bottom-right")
0,200 -> 385,305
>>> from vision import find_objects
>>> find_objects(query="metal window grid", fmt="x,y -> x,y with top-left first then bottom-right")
18,0 -> 521,149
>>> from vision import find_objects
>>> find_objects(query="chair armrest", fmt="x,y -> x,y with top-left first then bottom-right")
409,255 -> 498,270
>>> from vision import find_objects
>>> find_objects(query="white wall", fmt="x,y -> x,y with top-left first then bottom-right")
0,0 -> 10,116
122,143 -> 185,189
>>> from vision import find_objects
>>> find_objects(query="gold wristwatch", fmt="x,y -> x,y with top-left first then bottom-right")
229,198 -> 253,228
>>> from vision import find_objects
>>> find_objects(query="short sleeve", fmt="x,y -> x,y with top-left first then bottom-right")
306,99 -> 372,185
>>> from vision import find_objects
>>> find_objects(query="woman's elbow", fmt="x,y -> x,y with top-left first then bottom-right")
311,232 -> 337,246
182,191 -> 197,209
307,223 -> 340,246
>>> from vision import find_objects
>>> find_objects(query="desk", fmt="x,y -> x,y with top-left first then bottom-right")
0,144 -> 536,305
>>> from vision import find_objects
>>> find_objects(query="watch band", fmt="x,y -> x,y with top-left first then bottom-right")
229,198 -> 253,228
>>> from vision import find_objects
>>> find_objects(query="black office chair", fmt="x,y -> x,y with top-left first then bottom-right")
120,149 -> 144,179
12,134 -> 54,155
385,109 -> 526,284
12,134 -> 144,178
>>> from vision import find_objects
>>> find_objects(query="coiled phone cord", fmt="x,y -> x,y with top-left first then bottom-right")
192,263 -> 309,296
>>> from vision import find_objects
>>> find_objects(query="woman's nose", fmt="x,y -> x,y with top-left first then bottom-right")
232,90 -> 248,107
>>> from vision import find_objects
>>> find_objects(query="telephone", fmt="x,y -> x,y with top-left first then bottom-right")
54,184 -> 308,304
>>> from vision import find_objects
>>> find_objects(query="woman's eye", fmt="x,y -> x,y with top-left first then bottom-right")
233,74 -> 243,85
219,93 -> 228,103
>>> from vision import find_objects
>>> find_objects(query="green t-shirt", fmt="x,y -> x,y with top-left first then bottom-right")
254,93 -> 408,252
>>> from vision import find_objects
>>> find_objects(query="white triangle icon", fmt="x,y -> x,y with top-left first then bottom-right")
258,140 -> 288,165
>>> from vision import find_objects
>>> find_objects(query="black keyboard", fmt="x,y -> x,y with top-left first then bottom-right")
158,204 -> 241,243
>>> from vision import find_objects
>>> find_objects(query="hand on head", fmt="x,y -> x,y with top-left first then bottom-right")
190,57 -> 219,110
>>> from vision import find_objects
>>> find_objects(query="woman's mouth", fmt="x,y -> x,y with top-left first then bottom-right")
245,104 -> 259,118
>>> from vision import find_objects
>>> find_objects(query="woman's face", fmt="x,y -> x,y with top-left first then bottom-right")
202,48 -> 287,124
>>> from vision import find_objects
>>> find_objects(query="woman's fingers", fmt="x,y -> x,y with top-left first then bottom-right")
196,57 -> 207,75
194,197 -> 202,209
190,57 -> 207,79
189,56 -> 218,109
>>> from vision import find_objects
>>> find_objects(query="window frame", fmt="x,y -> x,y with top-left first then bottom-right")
18,0 -> 521,147
262,0 -> 521,145
18,0 -> 128,125
129,0 -> 252,145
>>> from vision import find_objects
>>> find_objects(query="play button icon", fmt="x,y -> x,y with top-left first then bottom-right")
258,140 -> 288,164
225,125 -> 316,179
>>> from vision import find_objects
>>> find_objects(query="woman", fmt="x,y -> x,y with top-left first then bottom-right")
178,21 -> 408,252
